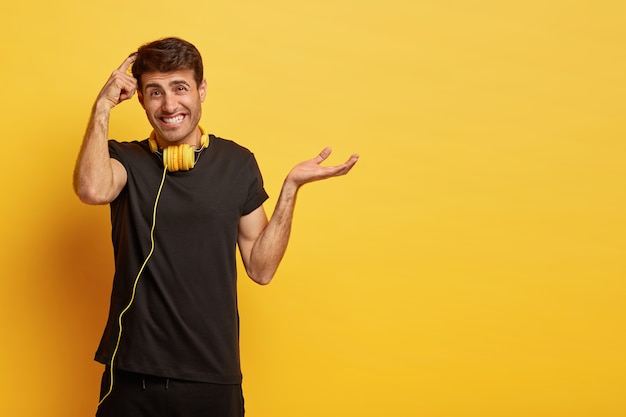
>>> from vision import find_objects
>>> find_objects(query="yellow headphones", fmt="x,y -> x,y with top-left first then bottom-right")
148,125 -> 209,172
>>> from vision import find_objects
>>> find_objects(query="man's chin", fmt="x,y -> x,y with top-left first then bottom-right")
150,119 -> 200,145
154,128 -> 187,144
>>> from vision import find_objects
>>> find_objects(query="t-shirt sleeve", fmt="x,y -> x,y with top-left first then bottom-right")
108,140 -> 125,165
242,153 -> 269,215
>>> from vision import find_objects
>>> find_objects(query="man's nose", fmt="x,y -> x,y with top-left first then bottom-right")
162,94 -> 178,113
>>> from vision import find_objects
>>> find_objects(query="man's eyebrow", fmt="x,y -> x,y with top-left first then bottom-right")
144,79 -> 192,90
169,79 -> 191,87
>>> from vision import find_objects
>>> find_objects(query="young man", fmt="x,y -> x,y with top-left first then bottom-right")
73,37 -> 358,417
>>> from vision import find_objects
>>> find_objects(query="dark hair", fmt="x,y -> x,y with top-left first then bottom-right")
132,37 -> 204,90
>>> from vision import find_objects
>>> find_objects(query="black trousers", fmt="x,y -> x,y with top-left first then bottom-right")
96,368 -> 245,417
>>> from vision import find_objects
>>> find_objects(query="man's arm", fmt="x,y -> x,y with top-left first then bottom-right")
73,55 -> 137,205
238,147 -> 359,285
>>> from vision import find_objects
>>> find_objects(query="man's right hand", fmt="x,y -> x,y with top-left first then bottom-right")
96,54 -> 138,110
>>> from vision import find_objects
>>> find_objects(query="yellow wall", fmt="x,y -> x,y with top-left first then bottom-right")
1,1 -> 625,416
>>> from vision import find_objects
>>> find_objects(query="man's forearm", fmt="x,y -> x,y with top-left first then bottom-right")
247,181 -> 299,284
73,103 -> 116,204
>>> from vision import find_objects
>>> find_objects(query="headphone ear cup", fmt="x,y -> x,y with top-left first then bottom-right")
182,145 -> 194,170
163,146 -> 177,171
163,145 -> 195,172
150,129 -> 205,172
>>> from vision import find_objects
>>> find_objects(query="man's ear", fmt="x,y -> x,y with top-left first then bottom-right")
199,79 -> 207,103
137,90 -> 145,108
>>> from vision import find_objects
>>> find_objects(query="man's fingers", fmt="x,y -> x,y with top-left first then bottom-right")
331,154 -> 359,176
117,53 -> 137,74
345,154 -> 359,165
314,147 -> 333,164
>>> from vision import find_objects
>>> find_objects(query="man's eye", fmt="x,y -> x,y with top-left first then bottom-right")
150,90 -> 161,96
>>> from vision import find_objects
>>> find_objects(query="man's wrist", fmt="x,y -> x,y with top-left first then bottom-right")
92,97 -> 115,115
281,178 -> 300,197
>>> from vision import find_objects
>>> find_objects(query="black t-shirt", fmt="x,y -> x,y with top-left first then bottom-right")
95,135 -> 269,384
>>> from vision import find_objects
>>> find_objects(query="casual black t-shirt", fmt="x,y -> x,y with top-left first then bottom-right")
95,135 -> 269,384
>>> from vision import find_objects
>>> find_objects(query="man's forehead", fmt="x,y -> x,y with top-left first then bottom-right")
141,69 -> 197,88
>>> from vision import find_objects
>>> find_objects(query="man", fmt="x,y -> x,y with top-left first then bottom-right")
73,37 -> 358,417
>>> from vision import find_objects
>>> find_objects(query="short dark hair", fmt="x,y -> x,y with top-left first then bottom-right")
132,37 -> 204,90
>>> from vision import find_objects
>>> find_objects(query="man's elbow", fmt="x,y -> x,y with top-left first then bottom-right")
74,183 -> 113,205
247,269 -> 275,286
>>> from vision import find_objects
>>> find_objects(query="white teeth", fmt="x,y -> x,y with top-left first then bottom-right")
163,115 -> 184,124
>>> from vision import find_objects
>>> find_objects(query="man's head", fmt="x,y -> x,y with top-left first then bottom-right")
132,38 -> 207,148
132,37 -> 204,91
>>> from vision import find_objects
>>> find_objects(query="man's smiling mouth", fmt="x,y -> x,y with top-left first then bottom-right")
162,115 -> 185,124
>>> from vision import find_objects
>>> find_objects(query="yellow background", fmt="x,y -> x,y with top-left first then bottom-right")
1,1 -> 625,416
